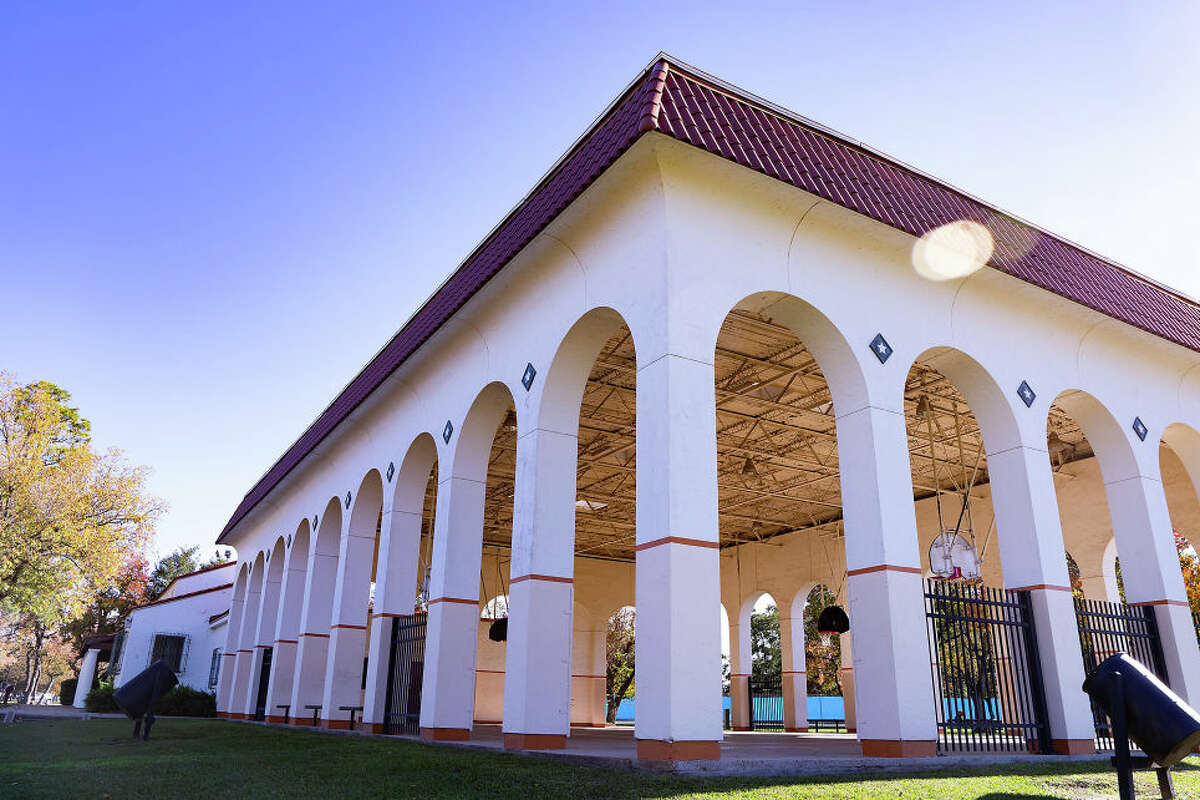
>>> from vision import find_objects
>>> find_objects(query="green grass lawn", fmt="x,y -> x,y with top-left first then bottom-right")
2,718 -> 1199,799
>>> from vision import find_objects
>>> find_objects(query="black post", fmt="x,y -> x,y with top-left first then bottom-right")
1108,670 -> 1135,800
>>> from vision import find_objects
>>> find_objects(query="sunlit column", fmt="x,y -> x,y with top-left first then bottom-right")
419,473 -> 486,740
320,512 -> 375,729
502,425 -> 577,749
838,401 -> 935,756
634,352 -> 723,761
988,440 -> 1096,753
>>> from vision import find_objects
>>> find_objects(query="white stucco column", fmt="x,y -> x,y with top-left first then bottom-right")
780,611 -> 808,732
230,568 -> 263,719
1105,469 -> 1200,705
73,648 -> 101,709
988,440 -> 1097,753
290,514 -> 340,726
838,401 -> 936,756
267,537 -> 308,724
634,353 -> 723,761
320,513 -> 376,729
419,472 -> 486,741
216,581 -> 245,717
502,426 -> 576,749
362,506 -> 421,731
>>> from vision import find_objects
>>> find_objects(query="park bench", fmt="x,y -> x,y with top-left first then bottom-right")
339,705 -> 363,731
275,704 -> 290,725
303,704 -> 321,727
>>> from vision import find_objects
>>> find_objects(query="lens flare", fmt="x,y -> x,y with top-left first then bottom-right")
912,220 -> 994,281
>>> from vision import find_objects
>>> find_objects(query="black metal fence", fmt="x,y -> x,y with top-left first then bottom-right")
383,614 -> 426,735
924,580 -> 1050,754
747,675 -> 784,731
1074,597 -> 1168,751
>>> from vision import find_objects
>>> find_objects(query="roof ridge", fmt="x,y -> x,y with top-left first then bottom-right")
637,59 -> 670,134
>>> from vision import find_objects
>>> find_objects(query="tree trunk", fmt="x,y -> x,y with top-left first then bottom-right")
605,670 -> 634,724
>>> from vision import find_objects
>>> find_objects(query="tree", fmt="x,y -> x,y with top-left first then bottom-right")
1175,532 -> 1200,616
749,602 -> 781,685
0,374 -> 162,700
803,586 -> 842,696
605,607 -> 635,723
59,555 -> 150,665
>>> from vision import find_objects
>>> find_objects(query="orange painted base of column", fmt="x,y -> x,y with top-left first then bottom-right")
265,715 -> 287,724
861,739 -> 937,758
570,722 -> 608,728
785,727 -> 809,733
731,726 -> 751,732
1052,739 -> 1096,755
473,719 -> 502,725
504,733 -> 567,750
216,712 -> 229,719
636,739 -> 721,761
291,717 -> 316,727
320,719 -> 352,730
229,713 -> 247,720
420,727 -> 471,742
366,723 -> 387,734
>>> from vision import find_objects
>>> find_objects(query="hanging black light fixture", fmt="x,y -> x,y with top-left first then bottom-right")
488,617 -> 508,642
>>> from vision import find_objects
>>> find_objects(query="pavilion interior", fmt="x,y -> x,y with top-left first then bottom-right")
389,309 -> 1200,732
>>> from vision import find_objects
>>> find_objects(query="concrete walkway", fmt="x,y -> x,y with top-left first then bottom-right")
1,703 -> 123,722
440,725 -> 1110,777
229,718 -> 1110,777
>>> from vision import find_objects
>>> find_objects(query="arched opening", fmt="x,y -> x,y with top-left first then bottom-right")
290,496 -> 342,723
711,297 -> 851,738
265,519 -> 310,723
1160,424 -> 1200,634
1049,391 -> 1200,736
605,605 -> 636,726
231,553 -> 265,717
801,584 -> 846,732
320,470 -> 384,728
364,433 -> 439,734
419,381 -> 514,736
249,537 -> 286,721
216,563 -> 250,715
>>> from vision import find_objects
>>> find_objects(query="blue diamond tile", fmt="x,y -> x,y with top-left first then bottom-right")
869,333 -> 893,364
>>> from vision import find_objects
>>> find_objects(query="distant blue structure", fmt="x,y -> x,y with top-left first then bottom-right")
609,695 -> 848,726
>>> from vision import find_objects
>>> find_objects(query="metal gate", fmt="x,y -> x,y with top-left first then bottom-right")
253,647 -> 273,721
747,675 -> 784,731
1074,597 -> 1168,751
383,613 -> 426,735
924,580 -> 1051,754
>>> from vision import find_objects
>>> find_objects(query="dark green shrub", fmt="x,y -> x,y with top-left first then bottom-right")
59,677 -> 77,705
85,681 -> 119,712
156,686 -> 216,717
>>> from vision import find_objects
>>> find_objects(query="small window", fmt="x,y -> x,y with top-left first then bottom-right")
209,649 -> 221,690
151,634 -> 187,673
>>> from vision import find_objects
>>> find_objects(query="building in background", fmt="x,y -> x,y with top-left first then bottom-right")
113,562 -> 236,694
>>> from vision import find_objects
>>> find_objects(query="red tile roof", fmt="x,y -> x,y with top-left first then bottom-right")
218,55 -> 1200,542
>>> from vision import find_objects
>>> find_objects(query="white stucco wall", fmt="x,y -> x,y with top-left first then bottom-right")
116,563 -> 236,693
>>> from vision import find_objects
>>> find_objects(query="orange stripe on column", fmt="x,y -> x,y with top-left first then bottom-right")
1132,599 -> 1190,608
299,632 -> 330,639
330,623 -> 367,630
510,574 -> 573,584
846,564 -> 922,577
1008,584 -> 1071,593
635,536 -> 719,552
428,596 -> 477,606
274,639 -> 299,645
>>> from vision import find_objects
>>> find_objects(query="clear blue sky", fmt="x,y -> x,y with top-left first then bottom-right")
3,2 -> 1198,562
